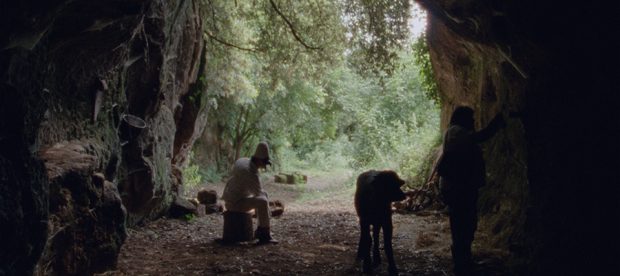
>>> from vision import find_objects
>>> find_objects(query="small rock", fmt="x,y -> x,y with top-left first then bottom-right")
271,208 -> 284,217
274,174 -> 286,183
197,188 -> 218,204
269,200 -> 284,209
196,204 -> 206,216
205,203 -> 223,214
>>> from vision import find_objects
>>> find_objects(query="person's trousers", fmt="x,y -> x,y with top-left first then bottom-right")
225,195 -> 270,228
449,204 -> 477,275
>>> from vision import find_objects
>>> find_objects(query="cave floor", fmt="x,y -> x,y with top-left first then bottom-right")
104,170 -> 510,275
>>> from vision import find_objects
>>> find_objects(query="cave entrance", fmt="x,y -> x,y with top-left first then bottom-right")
114,4 -> 461,275
185,2 -> 441,201
4,0 -> 619,275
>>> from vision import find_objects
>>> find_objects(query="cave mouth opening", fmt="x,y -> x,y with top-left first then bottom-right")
184,2 -> 441,205
1,1 -> 500,274
4,0 -> 619,275
134,4 -> 462,274
148,4 -> 456,273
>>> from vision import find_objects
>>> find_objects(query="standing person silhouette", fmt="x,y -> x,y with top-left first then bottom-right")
438,106 -> 505,275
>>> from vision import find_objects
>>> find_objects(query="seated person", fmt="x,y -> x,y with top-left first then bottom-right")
221,142 -> 278,244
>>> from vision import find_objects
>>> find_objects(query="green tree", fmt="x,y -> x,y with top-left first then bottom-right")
343,0 -> 411,76
194,0 -> 439,184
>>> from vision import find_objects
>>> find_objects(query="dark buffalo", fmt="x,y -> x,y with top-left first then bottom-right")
354,170 -> 406,275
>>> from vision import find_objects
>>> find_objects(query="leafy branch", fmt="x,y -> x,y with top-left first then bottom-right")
205,31 -> 262,52
269,0 -> 322,50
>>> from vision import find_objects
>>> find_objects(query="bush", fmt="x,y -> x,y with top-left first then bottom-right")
200,165 -> 224,183
276,136 -> 351,174
182,151 -> 208,192
182,163 -> 202,190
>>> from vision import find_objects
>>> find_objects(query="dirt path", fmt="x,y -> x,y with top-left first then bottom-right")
105,171 -> 506,275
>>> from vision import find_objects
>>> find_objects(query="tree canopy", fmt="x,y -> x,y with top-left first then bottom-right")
189,0 -> 439,186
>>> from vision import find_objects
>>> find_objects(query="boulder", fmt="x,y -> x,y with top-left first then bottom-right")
188,198 -> 200,207
2,0 -> 211,273
34,169 -> 127,275
169,197 -> 198,218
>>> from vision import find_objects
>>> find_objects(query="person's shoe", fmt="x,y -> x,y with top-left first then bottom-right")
255,226 -> 279,244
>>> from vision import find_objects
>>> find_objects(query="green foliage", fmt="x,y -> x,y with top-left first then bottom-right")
194,0 -> 440,186
320,51 -> 440,183
182,151 -> 203,189
412,35 -> 440,105
182,213 -> 195,221
278,136 -> 351,173
203,0 -> 345,90
343,0 -> 412,76
187,79 -> 208,110
200,165 -> 223,184
407,138 -> 442,188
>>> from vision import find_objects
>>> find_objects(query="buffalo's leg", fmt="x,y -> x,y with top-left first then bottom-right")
383,219 -> 398,275
372,223 -> 382,267
357,220 -> 372,273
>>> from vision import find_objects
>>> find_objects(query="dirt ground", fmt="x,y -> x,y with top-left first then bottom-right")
104,170 -> 510,275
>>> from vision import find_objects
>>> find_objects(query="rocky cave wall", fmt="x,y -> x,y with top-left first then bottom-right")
0,0 -> 207,274
420,0 -> 620,274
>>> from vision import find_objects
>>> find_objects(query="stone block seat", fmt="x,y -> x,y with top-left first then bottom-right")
222,211 -> 254,243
